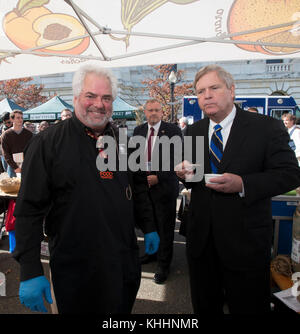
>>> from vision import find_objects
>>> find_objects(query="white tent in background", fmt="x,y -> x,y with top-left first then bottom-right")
0,0 -> 299,80
0,98 -> 26,115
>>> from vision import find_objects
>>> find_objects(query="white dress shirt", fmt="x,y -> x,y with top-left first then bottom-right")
208,106 -> 244,196
146,121 -> 161,156
208,105 -> 236,149
288,125 -> 300,164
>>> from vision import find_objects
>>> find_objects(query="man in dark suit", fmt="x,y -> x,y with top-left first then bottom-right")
176,65 -> 300,314
133,99 -> 182,284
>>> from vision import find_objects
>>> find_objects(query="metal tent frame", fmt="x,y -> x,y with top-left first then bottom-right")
1,0 -> 300,62
0,0 -> 300,80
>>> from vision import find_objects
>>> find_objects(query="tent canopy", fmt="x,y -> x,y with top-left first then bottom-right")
112,96 -> 137,119
23,95 -> 136,121
23,96 -> 73,121
0,98 -> 26,116
0,0 -> 299,80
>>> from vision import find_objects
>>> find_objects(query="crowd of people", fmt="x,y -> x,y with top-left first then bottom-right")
0,63 -> 300,315
0,109 -> 73,176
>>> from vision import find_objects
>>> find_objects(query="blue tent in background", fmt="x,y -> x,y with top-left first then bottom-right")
112,96 -> 137,119
0,98 -> 26,117
24,96 -> 74,121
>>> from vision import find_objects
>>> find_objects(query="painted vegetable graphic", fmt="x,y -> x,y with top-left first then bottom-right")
3,0 -> 90,55
228,0 -> 300,55
114,0 -> 199,46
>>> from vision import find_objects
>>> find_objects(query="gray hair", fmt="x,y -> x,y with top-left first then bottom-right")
193,65 -> 235,91
72,63 -> 118,100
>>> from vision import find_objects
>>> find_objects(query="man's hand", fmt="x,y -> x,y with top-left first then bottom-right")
144,232 -> 160,254
175,160 -> 195,181
19,275 -> 53,312
205,173 -> 243,193
147,175 -> 158,187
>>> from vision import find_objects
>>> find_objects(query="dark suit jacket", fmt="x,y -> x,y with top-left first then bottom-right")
185,106 -> 300,270
133,121 -> 182,229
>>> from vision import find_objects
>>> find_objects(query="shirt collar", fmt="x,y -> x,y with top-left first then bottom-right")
148,120 -> 161,133
288,124 -> 297,133
209,105 -> 236,130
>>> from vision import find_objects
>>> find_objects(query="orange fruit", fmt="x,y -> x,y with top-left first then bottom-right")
228,0 -> 300,55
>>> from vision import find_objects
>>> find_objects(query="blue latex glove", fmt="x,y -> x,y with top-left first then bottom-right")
144,231 -> 160,255
19,275 -> 53,313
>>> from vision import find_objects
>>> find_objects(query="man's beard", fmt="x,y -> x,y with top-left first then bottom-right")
85,108 -> 111,130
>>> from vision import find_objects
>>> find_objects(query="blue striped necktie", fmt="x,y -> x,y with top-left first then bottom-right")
209,124 -> 223,173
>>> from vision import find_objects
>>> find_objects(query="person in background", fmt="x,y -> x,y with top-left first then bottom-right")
179,117 -> 188,135
24,122 -> 35,134
133,99 -> 182,284
0,112 -> 13,133
176,65 -> 300,314
13,63 -> 159,314
248,107 -> 258,113
60,108 -> 73,120
1,110 -> 32,178
0,112 -> 13,172
281,113 -> 300,165
38,121 -> 50,132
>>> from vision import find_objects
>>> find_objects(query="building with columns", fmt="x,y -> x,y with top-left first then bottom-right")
31,57 -> 300,118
